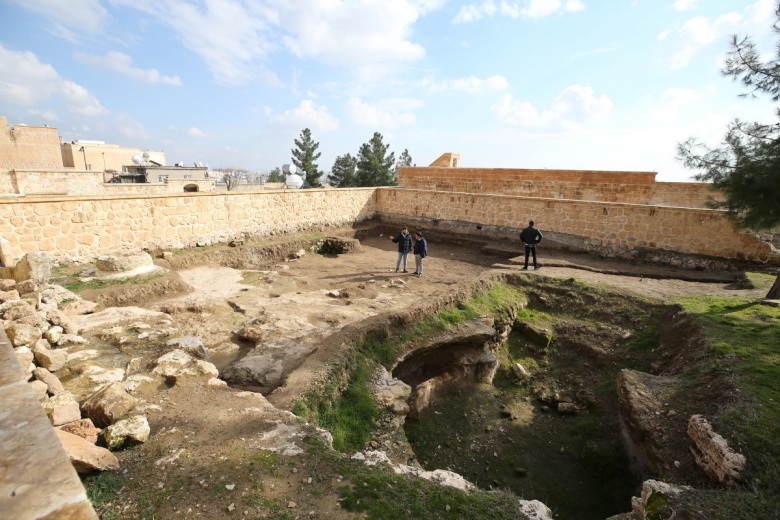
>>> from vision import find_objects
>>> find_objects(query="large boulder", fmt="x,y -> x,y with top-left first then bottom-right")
81,382 -> 138,427
33,342 -> 69,372
6,322 -> 42,348
13,252 -> 51,285
103,415 -> 150,449
96,251 -> 153,273
14,346 -> 34,380
46,309 -> 78,334
55,429 -> 119,473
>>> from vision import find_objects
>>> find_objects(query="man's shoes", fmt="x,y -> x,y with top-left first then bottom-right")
521,267 -> 528,270
402,270 -> 409,273
416,273 -> 422,278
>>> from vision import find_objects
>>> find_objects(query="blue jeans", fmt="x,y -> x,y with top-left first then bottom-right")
395,252 -> 409,271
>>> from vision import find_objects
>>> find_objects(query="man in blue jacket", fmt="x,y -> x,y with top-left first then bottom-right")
413,232 -> 427,278
519,220 -> 543,270
390,226 -> 413,273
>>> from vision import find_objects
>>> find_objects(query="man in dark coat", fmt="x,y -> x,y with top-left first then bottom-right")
390,226 -> 413,272
412,232 -> 427,277
519,220 -> 543,270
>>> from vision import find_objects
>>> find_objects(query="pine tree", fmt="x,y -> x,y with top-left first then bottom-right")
266,167 -> 284,183
677,2 -> 780,299
329,153 -> 357,187
356,132 -> 396,187
291,128 -> 322,187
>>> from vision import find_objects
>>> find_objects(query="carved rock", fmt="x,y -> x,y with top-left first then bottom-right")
81,382 -> 138,427
687,415 -> 746,488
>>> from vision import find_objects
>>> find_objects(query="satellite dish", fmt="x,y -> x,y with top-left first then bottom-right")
282,163 -> 297,175
131,155 -> 143,165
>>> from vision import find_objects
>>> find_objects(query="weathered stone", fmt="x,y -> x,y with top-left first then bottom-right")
34,345 -> 69,372
60,299 -> 99,316
512,362 -> 529,379
29,379 -> 49,400
50,401 -> 82,426
103,415 -> 150,449
81,382 -> 138,427
7,322 -> 42,347
44,325 -> 64,345
13,252 -> 51,285
46,309 -> 78,334
34,367 -> 65,395
152,349 -> 218,383
630,480 -> 692,520
557,402 -> 578,415
15,279 -> 39,294
96,251 -> 153,272
0,278 -> 15,291
236,324 -> 265,343
688,415 -> 746,488
14,346 -> 34,379
0,289 -> 20,302
57,333 -> 88,347
57,418 -> 101,444
162,251 -> 173,260
372,365 -> 411,417
515,321 -> 553,347
55,429 -> 119,473
166,336 -> 209,360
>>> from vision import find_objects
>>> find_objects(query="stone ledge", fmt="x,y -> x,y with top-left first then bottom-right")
0,327 -> 97,520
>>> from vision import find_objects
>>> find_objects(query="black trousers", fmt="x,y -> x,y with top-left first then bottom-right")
524,245 -> 537,268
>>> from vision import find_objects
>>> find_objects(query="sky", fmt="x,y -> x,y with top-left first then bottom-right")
0,0 -> 778,182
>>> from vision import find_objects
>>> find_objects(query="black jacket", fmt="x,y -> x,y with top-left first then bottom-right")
392,232 -> 413,253
413,237 -> 427,257
519,226 -> 543,246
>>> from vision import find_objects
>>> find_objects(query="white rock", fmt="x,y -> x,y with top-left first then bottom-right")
103,415 -> 150,449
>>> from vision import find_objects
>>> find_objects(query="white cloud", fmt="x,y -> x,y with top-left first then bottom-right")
264,99 -> 339,131
114,114 -> 150,140
27,109 -> 59,121
0,44 -> 108,117
671,12 -> 742,68
454,0 -> 584,23
491,85 -> 612,128
344,97 -> 417,128
422,74 -> 509,93
187,127 -> 208,137
657,30 -> 670,41
746,0 -> 777,25
75,52 -> 182,86
224,146 -> 240,153
672,0 -> 697,12
9,0 -> 108,34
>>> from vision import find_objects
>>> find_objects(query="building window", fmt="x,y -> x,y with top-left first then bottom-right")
158,175 -> 169,183
184,174 -> 192,179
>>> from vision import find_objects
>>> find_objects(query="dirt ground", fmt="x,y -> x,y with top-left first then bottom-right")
81,228 -> 774,519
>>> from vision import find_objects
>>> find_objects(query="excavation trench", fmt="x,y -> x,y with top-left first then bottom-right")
396,326 -> 640,520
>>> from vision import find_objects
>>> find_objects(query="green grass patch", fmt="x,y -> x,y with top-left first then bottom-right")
84,471 -> 127,507
674,295 -> 780,495
62,272 -> 163,293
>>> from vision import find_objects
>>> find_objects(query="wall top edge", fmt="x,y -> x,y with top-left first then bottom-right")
376,187 -> 727,213
0,187 -> 377,204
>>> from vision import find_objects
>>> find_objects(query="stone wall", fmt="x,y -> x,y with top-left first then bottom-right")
397,167 -> 719,208
0,117 -> 62,171
0,327 -> 98,519
376,188 -> 776,264
0,188 -> 377,263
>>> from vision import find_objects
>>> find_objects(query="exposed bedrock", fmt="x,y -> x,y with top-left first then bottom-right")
392,318 -> 500,418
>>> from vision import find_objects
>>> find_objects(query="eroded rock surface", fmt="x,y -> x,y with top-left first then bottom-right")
687,414 -> 746,488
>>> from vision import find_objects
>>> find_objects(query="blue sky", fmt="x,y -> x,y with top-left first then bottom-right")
0,0 -> 777,181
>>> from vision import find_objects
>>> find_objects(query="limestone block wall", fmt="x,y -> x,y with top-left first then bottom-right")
0,117 -> 63,170
0,328 -> 98,519
376,188 -> 775,263
0,188 -> 377,262
397,167 -> 718,208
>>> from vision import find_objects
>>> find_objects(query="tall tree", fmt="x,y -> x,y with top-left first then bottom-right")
395,148 -> 414,181
356,132 -> 396,187
291,128 -> 322,187
266,167 -> 284,183
329,153 -> 357,187
677,2 -> 780,299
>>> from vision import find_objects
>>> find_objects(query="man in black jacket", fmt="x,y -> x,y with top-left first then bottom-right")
391,227 -> 413,273
519,220 -> 543,270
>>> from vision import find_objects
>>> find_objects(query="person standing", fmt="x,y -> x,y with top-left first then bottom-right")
391,226 -> 413,273
519,220 -> 543,270
412,232 -> 427,277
